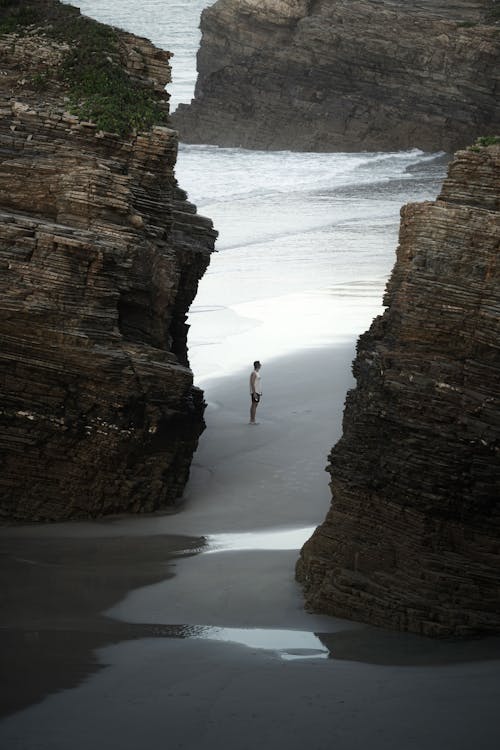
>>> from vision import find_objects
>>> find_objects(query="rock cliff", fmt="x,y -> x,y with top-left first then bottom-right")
172,0 -> 499,152
296,143 -> 500,637
0,2 -> 216,522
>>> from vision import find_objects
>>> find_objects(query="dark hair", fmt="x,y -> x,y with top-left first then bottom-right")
253,360 -> 261,369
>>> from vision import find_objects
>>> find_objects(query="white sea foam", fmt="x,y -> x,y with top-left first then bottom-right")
176,144 -> 442,205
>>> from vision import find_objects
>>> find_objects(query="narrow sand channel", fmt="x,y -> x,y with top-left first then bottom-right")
1,344 -> 500,749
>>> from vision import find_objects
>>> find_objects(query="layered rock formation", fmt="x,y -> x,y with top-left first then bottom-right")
296,143 -> 500,636
172,0 -> 499,152
0,3 -> 216,521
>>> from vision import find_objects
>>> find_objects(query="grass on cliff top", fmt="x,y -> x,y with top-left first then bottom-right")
0,0 -> 168,136
469,135 -> 500,151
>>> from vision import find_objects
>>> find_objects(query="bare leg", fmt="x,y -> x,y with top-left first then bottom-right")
250,399 -> 258,423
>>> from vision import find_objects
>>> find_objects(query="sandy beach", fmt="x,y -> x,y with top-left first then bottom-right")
1,342 -> 500,750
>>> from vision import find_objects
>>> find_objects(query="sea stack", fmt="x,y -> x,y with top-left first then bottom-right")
296,143 -> 500,637
172,0 -> 500,152
0,2 -> 216,522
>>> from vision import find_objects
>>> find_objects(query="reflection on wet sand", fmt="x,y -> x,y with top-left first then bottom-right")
0,533 -> 204,717
204,526 -> 316,553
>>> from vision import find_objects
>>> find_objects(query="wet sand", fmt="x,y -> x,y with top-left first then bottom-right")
1,343 -> 500,749
0,533 -> 205,716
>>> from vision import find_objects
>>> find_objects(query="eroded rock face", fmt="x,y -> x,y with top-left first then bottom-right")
172,0 -> 499,152
296,145 -> 500,637
0,11 -> 216,521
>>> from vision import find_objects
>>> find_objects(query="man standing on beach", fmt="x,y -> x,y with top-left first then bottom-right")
249,360 -> 262,424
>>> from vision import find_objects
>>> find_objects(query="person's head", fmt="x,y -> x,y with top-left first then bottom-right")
253,360 -> 261,371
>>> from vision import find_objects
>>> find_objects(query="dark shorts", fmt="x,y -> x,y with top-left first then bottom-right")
251,393 -> 261,403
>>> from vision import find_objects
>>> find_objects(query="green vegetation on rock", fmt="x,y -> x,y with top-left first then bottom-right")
0,0 -> 168,136
469,135 -> 500,151
476,135 -> 500,146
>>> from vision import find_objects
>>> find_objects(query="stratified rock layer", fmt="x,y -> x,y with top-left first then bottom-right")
172,0 -> 499,152
296,145 -> 500,637
0,11 -> 216,521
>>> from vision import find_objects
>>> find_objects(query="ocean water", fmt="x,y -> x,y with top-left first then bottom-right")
67,1 -> 447,382
177,146 -> 446,381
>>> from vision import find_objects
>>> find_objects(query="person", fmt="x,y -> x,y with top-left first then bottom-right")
249,360 -> 262,424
